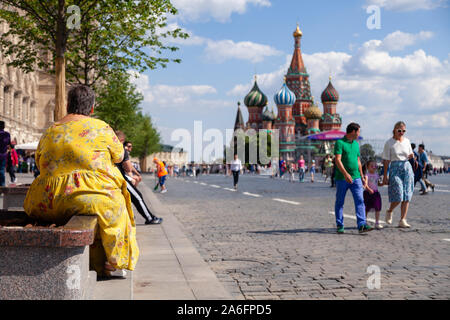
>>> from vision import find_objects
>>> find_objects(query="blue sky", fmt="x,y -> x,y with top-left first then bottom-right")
129,0 -> 450,159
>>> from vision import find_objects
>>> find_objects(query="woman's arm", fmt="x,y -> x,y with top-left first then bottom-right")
383,160 -> 390,185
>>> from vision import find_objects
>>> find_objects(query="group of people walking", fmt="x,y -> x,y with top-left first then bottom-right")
334,121 -> 423,234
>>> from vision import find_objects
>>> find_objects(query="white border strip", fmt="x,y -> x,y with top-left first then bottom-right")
243,192 -> 261,198
273,198 -> 300,205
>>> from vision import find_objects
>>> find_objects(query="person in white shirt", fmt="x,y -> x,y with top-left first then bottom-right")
382,121 -> 414,228
230,154 -> 242,190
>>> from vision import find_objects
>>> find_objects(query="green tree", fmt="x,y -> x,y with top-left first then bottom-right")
360,143 -> 376,164
94,71 -> 143,131
94,71 -> 161,170
0,0 -> 187,120
128,112 -> 161,171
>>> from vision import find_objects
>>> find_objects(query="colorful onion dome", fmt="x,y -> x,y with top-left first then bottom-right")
293,24 -> 302,37
262,107 -> 276,121
274,81 -> 296,106
271,107 -> 277,120
305,98 -> 323,120
244,78 -> 268,108
321,76 -> 339,102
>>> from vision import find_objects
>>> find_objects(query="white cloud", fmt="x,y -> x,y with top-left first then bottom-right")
365,0 -> 448,11
382,30 -> 434,51
204,39 -> 282,63
345,38 -> 442,76
172,0 -> 271,22
159,23 -> 207,46
128,70 -> 218,107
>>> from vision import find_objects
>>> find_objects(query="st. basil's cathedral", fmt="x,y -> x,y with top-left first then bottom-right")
233,24 -> 342,162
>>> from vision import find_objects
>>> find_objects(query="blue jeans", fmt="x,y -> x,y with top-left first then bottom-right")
0,158 -> 5,186
334,178 -> 366,228
298,168 -> 305,181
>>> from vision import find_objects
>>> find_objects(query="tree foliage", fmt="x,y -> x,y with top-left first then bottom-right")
94,71 -> 161,161
0,0 -> 188,84
360,143 -> 376,164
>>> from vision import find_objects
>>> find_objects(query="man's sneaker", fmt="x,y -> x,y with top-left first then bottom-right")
420,190 -> 428,195
160,189 -> 167,193
358,224 -> 374,233
431,184 -> 435,192
398,219 -> 411,228
375,223 -> 383,230
145,217 -> 163,225
385,210 -> 393,225
337,226 -> 345,234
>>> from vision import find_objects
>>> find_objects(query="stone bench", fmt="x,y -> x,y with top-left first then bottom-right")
0,184 -> 31,209
0,210 -> 98,300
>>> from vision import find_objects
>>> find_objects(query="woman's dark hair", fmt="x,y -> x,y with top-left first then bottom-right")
346,122 -> 360,134
67,85 -> 95,115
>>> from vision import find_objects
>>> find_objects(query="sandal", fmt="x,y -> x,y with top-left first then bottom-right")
104,262 -> 127,278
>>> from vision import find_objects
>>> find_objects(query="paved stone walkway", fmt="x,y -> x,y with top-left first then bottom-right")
147,173 -> 450,300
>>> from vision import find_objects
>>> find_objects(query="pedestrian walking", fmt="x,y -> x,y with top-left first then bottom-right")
310,160 -> 316,183
297,155 -> 305,182
410,143 -> 427,194
154,157 -> 168,193
382,121 -> 414,228
363,160 -> 384,229
418,144 -> 435,193
6,144 -> 18,183
324,155 -> 333,182
330,155 -> 336,188
0,121 -> 11,187
279,157 -> 286,179
231,154 -> 242,190
334,122 -> 373,234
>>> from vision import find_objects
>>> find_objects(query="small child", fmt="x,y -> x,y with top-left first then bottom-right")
363,160 -> 384,229
289,162 -> 295,182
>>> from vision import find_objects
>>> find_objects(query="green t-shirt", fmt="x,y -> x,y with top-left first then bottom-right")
333,136 -> 361,181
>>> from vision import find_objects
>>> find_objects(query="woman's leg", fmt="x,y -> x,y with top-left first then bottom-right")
400,201 -> 409,220
388,201 -> 400,212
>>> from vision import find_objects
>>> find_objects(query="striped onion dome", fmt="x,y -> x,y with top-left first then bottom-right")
274,82 -> 296,106
321,76 -> 339,102
305,100 -> 323,120
244,80 -> 268,108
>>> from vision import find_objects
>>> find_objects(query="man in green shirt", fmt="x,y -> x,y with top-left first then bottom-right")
334,123 -> 373,234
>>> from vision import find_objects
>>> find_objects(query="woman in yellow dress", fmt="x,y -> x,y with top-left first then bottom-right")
24,85 -> 139,277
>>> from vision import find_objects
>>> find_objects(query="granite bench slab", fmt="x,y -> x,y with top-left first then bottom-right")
0,210 -> 98,300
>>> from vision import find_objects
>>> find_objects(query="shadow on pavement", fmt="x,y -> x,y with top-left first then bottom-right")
248,227 -> 365,236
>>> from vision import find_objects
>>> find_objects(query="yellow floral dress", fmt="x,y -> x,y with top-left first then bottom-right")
23,117 -> 139,274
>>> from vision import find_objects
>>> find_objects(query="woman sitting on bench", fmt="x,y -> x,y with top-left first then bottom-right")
24,85 -> 139,278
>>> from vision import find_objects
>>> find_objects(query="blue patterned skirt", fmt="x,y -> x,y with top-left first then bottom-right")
388,161 -> 414,202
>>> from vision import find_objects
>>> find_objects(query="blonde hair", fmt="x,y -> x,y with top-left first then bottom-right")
392,121 -> 406,137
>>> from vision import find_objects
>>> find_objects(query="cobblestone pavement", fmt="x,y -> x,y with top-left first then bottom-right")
145,172 -> 450,300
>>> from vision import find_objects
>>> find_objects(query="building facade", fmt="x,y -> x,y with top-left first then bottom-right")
0,19 -> 55,144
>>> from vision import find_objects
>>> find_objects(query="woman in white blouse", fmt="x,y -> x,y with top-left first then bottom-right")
382,121 -> 414,228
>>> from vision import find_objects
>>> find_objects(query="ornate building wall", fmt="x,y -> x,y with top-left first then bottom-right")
0,19 -> 55,144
